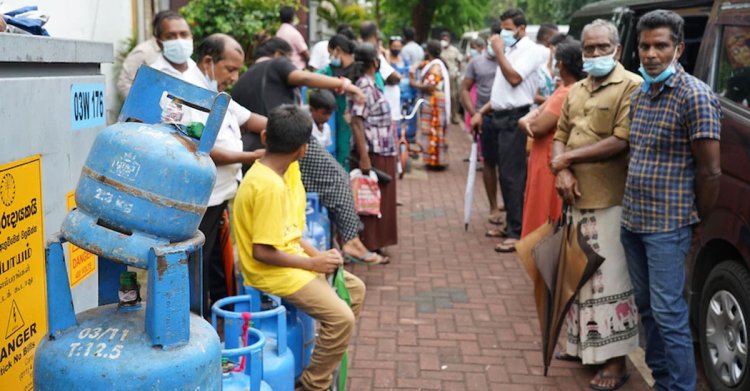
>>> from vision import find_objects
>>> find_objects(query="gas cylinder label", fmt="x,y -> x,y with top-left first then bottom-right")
67,327 -> 130,359
71,83 -> 106,130
66,191 -> 96,287
0,155 -> 47,391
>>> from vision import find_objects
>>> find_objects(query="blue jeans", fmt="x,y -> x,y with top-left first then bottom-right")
620,226 -> 695,391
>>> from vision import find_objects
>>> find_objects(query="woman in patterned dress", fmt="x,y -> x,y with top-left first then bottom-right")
410,40 -> 451,169
347,43 -> 398,253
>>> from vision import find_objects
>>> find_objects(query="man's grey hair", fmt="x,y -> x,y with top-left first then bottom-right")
581,19 -> 620,45
471,37 -> 486,47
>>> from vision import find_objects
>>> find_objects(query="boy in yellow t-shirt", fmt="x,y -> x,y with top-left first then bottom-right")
232,104 -> 365,391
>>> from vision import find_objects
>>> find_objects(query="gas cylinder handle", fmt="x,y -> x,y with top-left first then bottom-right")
196,92 -> 230,155
120,66 -> 231,155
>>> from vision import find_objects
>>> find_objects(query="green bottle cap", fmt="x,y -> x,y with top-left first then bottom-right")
185,122 -> 204,138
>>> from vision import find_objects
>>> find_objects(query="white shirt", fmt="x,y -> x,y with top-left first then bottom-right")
308,40 -> 330,70
402,41 -> 424,68
149,55 -> 252,206
489,37 -> 547,111
311,122 -> 332,149
379,54 -> 401,120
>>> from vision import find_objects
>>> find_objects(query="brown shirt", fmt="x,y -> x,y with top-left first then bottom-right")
554,63 -> 642,209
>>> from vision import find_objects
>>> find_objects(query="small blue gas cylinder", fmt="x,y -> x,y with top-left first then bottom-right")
214,295 -> 295,391
285,300 -> 316,377
212,309 -> 272,391
303,193 -> 331,251
62,66 -> 228,266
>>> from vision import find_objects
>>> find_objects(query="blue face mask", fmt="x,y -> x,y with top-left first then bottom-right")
330,57 -> 342,67
500,29 -> 517,47
582,52 -> 616,77
469,49 -> 479,58
486,41 -> 495,58
638,51 -> 679,91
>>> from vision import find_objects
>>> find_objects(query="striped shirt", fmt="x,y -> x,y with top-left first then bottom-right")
622,65 -> 721,233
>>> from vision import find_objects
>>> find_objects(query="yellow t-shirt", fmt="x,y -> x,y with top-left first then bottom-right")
232,161 -> 316,296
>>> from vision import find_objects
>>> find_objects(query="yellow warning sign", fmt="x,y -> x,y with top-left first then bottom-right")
0,155 -> 47,391
66,191 -> 96,287
5,300 -> 24,339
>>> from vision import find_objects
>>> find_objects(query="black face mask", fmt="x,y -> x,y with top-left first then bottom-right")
390,49 -> 401,56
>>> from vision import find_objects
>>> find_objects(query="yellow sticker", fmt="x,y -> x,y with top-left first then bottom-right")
66,191 -> 96,287
0,155 -> 47,391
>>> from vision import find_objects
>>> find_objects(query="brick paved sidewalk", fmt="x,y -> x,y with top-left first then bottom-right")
344,125 -> 652,391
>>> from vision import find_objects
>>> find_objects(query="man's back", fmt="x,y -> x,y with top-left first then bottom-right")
402,41 -> 424,67
276,23 -> 308,70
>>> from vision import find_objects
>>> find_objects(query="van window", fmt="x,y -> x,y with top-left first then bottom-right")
715,26 -> 750,107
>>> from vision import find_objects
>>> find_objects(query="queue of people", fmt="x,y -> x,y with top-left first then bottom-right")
466,8 -> 721,391
116,5 -> 721,391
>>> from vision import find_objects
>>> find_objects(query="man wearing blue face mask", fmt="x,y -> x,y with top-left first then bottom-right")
149,13 -> 197,80
622,10 -> 722,391
549,19 -> 642,391
470,9 -> 546,252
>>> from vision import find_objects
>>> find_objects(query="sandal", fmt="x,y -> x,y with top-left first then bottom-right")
589,371 -> 630,391
344,251 -> 390,265
488,213 -> 504,225
485,228 -> 506,238
494,238 -> 518,253
554,352 -> 581,362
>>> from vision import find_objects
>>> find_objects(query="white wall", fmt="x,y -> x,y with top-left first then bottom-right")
1,0 -> 135,123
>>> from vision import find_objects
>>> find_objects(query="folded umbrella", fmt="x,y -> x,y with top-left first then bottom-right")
463,136 -> 478,230
516,215 -> 605,376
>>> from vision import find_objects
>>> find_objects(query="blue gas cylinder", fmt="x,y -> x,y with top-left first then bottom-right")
218,323 -> 272,391
34,301 -> 221,390
284,300 -> 316,377
34,67 -> 228,391
62,66 -> 228,266
304,193 -> 331,251
214,295 -> 295,391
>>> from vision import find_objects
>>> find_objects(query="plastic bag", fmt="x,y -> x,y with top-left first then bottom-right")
350,169 -> 381,217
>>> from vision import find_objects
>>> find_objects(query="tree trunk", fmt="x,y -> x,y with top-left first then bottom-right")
412,0 -> 438,43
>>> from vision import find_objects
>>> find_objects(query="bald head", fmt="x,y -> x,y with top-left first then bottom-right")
197,34 -> 244,91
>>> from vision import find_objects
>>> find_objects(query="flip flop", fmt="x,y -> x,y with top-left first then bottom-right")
554,352 -> 582,362
589,372 -> 630,391
485,228 -> 506,238
488,214 -> 504,225
344,252 -> 390,265
494,239 -> 518,253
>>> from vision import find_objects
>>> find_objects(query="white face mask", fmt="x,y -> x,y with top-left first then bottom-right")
202,61 -> 218,91
162,38 -> 193,65
440,39 -> 449,48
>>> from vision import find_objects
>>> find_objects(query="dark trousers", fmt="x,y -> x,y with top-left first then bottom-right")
485,107 -> 529,239
198,201 -> 229,317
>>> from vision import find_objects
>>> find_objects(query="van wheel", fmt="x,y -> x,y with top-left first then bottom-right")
699,261 -> 750,390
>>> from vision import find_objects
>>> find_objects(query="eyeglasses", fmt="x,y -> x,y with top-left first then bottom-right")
582,43 -> 615,56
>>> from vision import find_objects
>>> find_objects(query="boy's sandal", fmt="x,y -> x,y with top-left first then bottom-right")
344,252 -> 390,265
494,238 -> 518,253
589,371 -> 630,391
485,228 -> 506,238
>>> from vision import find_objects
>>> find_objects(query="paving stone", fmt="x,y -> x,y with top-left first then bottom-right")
344,125 -> 651,390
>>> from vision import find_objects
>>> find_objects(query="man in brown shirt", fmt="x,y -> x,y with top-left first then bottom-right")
549,19 -> 642,390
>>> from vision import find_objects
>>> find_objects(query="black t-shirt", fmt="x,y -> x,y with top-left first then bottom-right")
231,57 -> 297,165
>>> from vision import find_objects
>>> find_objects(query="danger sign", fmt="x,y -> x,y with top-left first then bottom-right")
0,156 -> 47,391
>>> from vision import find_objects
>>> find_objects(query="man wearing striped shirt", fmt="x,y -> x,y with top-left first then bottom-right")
621,10 -> 722,391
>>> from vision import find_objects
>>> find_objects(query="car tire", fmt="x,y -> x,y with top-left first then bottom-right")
699,261 -> 750,391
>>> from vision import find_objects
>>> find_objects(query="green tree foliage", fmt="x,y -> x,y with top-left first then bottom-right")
317,1 -> 373,32
379,0 -> 492,41
523,0 -> 603,25
180,0 -> 301,63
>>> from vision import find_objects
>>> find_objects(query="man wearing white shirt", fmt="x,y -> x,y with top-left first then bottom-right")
151,29 -> 267,316
401,27 -> 424,68
471,9 -> 546,252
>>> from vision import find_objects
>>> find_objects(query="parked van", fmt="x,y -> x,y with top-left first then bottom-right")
569,1 -> 750,390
